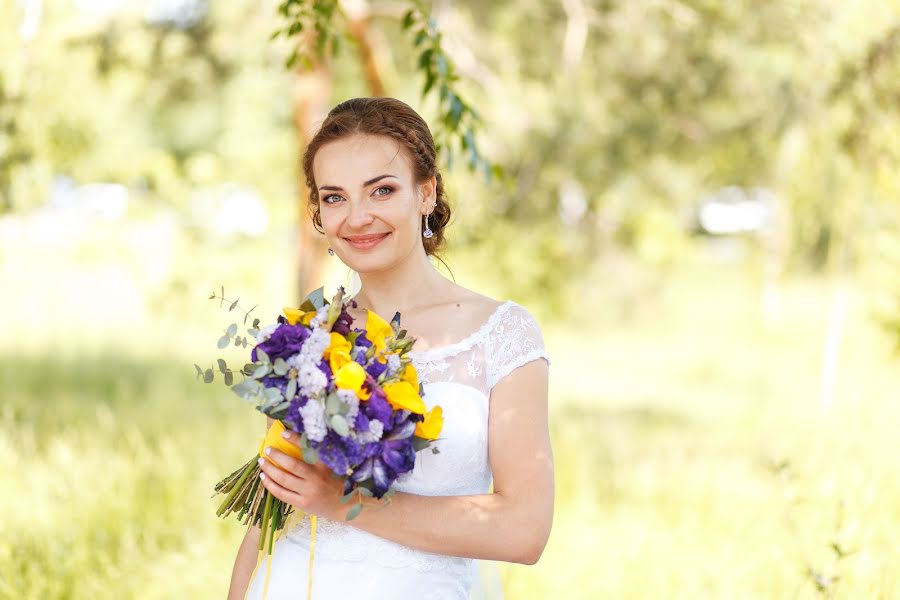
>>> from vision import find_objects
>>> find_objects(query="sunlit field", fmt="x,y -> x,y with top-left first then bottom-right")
2,229 -> 898,599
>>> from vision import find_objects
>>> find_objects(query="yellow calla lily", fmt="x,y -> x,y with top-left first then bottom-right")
415,405 -> 443,440
400,363 -> 419,391
282,307 -> 316,326
383,380 -> 426,415
324,332 -> 353,373
334,362 -> 370,399
365,309 -> 393,357
259,420 -> 304,469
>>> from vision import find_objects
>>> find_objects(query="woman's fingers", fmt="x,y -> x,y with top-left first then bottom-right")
259,467 -> 308,509
262,448 -> 310,479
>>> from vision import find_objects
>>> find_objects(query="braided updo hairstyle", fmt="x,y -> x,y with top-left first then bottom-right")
302,97 -> 451,257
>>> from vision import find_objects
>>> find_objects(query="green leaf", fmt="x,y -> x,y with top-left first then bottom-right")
193,364 -> 203,376
330,414 -> 350,437
306,286 -> 326,309
358,487 -> 373,497
256,349 -> 270,364
217,358 -> 227,373
253,318 -> 261,328
253,365 -> 270,379
227,323 -> 238,337
411,436 -> 430,452
339,490 -> 356,504
247,328 -> 259,337
203,368 -> 214,383
401,9 -> 415,30
286,378 -> 297,401
273,358 -> 288,376
224,371 -> 234,386
229,298 -> 239,311
345,502 -> 363,521
242,363 -> 255,376
302,446 -> 319,464
217,335 -> 230,349
413,30 -> 428,47
325,393 -> 342,416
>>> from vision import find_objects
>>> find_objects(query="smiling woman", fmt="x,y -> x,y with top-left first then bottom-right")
231,97 -> 553,600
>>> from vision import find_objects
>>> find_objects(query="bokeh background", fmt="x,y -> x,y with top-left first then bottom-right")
3,1 -> 900,598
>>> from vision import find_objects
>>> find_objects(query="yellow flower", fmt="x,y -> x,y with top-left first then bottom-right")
259,420 -> 303,469
324,332 -> 353,373
415,405 -> 443,440
365,309 -> 393,358
383,381 -> 426,415
400,363 -> 419,391
283,307 -> 316,326
334,361 -> 370,400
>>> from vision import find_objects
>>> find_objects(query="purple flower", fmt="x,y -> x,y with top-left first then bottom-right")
381,438 -> 415,473
331,306 -> 354,336
353,330 -> 373,349
251,323 -> 310,362
365,359 -> 388,379
365,388 -> 393,424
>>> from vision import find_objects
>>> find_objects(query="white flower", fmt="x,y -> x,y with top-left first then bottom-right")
298,361 -> 327,397
357,419 -> 384,443
299,399 -> 327,442
386,353 -> 401,375
309,305 -> 330,328
255,323 -> 279,344
336,389 -> 359,421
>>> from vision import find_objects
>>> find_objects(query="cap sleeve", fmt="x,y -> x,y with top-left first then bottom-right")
485,302 -> 551,391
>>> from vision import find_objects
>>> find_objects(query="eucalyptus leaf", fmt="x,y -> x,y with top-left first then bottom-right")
345,502 -> 363,521
227,323 -> 238,336
339,490 -> 356,505
256,349 -> 270,364
325,393 -> 342,416
217,335 -> 230,349
252,365 -> 270,379
286,378 -> 297,401
330,414 -> 350,437
203,368 -> 214,383
411,436 -> 430,452
358,487 -> 373,498
302,446 -> 319,464
217,358 -> 227,373
193,364 -> 203,375
273,358 -> 288,376
264,387 -> 283,401
224,371 -> 233,386
247,327 -> 259,337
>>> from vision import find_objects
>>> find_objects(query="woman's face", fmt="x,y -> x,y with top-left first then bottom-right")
314,134 -> 434,273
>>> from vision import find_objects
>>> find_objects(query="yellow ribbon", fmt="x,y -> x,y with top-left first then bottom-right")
244,421 -> 317,600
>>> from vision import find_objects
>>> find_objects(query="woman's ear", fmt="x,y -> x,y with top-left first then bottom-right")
418,175 -> 437,214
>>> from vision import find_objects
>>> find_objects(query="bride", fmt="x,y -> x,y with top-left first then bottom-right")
230,96 -> 554,600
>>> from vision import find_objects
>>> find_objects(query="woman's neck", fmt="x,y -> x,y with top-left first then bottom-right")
350,249 -> 450,317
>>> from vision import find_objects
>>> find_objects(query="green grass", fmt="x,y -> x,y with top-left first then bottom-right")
2,250 -> 898,599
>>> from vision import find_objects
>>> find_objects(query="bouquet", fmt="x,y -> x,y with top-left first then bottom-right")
196,285 -> 443,599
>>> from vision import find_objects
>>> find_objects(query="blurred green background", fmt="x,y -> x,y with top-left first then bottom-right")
2,1 -> 900,598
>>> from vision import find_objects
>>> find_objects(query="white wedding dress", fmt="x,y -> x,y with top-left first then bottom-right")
246,299 -> 550,600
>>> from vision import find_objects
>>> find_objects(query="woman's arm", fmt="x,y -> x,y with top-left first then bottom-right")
352,357 -> 554,564
226,523 -> 261,600
259,359 -> 554,565
226,416 -> 274,599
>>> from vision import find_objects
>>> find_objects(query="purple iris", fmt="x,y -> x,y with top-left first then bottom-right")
365,359 -> 388,379
251,323 -> 310,362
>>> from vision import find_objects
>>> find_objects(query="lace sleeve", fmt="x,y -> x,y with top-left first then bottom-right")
485,302 -> 551,391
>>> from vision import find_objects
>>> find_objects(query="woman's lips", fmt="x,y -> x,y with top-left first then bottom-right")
344,232 -> 390,250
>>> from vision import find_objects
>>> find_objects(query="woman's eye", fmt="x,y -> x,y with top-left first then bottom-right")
322,194 -> 343,204
373,186 -> 393,197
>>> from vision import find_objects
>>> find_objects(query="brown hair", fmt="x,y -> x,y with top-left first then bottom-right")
302,97 -> 451,257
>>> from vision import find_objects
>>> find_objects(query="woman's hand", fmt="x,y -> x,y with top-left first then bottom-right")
257,430 -> 346,521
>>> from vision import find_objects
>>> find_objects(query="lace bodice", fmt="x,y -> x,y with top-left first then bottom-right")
254,300 -> 550,599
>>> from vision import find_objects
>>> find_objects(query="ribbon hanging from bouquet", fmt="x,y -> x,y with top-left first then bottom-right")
244,421 -> 318,600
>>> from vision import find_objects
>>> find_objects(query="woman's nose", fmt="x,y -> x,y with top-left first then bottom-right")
346,197 -> 375,227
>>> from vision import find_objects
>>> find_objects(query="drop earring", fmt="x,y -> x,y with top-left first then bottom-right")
422,206 -> 434,239
327,247 -> 335,256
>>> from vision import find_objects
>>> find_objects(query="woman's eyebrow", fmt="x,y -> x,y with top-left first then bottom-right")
318,174 -> 397,192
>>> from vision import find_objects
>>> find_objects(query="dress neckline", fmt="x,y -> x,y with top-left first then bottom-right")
407,300 -> 515,360
347,295 -> 516,360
